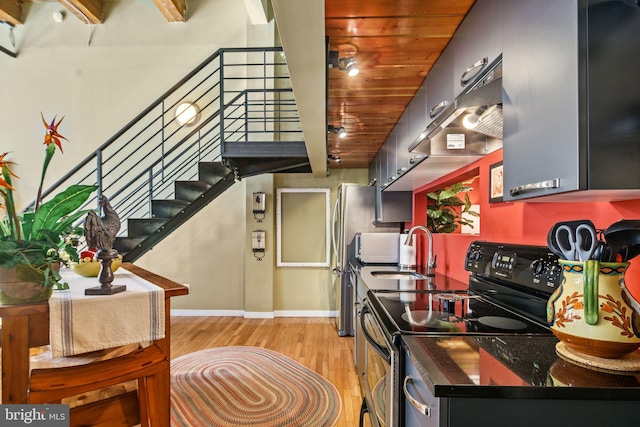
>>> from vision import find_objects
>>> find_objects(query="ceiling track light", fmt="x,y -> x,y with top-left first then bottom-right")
328,50 -> 360,77
328,125 -> 347,138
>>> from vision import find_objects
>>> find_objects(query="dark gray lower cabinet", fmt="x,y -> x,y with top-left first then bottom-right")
405,349 -> 639,427
404,353 -> 440,427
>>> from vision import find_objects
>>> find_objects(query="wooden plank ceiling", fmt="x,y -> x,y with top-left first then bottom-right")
326,0 -> 475,169
0,0 -> 186,25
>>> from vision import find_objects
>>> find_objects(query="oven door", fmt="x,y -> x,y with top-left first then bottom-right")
359,301 -> 399,427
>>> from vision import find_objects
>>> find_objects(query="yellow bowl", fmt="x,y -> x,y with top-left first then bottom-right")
72,255 -> 123,277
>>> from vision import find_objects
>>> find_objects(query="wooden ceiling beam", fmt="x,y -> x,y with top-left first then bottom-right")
153,0 -> 186,22
59,0 -> 103,24
0,0 -> 22,26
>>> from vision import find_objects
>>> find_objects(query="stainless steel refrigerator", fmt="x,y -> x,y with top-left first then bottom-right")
331,184 -> 400,336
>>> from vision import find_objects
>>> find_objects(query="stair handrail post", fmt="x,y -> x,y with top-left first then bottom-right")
161,100 -> 166,183
219,50 -> 225,150
96,149 -> 103,207
244,90 -> 249,143
148,168 -> 154,219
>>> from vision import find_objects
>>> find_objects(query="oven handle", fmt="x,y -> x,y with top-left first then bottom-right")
360,304 -> 391,363
403,376 -> 431,417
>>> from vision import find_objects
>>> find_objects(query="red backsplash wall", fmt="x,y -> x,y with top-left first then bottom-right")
410,149 -> 640,299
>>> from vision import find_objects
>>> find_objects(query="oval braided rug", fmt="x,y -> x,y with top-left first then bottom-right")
170,346 -> 342,426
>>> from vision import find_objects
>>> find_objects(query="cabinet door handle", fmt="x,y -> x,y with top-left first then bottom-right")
403,376 -> 431,417
429,100 -> 448,119
460,57 -> 488,86
509,178 -> 560,196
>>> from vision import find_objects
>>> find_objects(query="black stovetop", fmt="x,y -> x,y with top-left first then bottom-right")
368,289 -> 552,338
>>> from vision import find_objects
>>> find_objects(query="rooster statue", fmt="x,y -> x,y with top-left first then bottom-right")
83,195 -> 125,294
84,195 -> 121,251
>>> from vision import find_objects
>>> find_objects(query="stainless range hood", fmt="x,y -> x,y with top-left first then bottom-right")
408,56 -> 503,157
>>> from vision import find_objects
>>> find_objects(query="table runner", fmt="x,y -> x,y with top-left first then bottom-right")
49,268 -> 165,357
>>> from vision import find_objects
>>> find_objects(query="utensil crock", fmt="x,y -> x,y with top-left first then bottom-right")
546,260 -> 640,359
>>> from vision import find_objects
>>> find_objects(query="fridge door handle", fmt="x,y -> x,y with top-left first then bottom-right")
331,195 -> 340,260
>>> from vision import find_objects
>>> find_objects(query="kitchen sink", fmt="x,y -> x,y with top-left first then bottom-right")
370,271 -> 428,280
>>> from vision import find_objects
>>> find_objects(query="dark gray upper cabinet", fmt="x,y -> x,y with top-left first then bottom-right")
503,0 -> 640,201
395,110 -> 411,177
425,43 -> 454,128
452,0 -> 503,98
369,151 -> 380,187
379,139 -> 390,188
384,128 -> 397,186
408,81 -> 427,145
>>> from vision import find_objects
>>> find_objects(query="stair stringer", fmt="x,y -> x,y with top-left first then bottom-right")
114,167 -> 236,262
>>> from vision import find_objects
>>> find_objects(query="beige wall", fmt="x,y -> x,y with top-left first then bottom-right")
273,170 -> 368,313
1,0 -> 372,315
0,0 -> 267,208
139,169 -> 369,314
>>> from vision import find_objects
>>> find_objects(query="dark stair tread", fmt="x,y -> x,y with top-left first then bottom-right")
113,236 -> 147,253
175,180 -> 212,202
198,162 -> 232,184
151,199 -> 190,219
127,218 -> 169,238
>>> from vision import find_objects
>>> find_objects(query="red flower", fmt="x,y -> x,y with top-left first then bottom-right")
41,113 -> 68,153
0,152 -> 18,191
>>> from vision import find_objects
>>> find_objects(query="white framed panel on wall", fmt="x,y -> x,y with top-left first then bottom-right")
276,188 -> 330,267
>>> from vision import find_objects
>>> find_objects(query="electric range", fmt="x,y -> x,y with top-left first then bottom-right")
357,241 -> 562,427
366,241 -> 561,343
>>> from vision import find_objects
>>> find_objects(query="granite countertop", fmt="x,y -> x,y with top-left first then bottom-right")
403,334 -> 640,400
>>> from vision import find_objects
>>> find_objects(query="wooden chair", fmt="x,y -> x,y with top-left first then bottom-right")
28,344 -> 168,427
0,263 -> 188,427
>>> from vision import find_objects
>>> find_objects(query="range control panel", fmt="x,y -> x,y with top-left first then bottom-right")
465,241 -> 562,295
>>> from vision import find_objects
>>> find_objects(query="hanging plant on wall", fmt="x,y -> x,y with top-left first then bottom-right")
427,182 -> 478,233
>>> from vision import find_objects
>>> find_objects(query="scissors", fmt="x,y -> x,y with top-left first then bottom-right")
555,224 -> 597,261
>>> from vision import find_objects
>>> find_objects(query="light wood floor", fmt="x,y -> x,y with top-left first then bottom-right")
170,316 -> 364,427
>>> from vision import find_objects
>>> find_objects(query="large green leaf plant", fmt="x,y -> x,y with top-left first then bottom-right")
426,182 -> 478,233
0,115 -> 97,289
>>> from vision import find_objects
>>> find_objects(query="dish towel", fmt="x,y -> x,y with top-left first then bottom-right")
49,268 -> 165,357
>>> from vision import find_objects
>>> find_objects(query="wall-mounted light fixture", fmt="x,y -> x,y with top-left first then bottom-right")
328,50 -> 360,77
328,154 -> 341,164
252,192 -> 266,222
328,125 -> 347,138
175,102 -> 200,126
252,230 -> 266,261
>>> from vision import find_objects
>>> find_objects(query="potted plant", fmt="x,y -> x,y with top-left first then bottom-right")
0,114 -> 97,304
426,182 -> 478,233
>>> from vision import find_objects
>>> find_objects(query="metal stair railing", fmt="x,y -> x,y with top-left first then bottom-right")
30,47 -> 299,239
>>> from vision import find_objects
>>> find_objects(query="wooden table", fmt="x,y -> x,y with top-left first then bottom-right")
0,263 -> 188,426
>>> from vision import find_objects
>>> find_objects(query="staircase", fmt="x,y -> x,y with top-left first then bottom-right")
33,47 -> 309,262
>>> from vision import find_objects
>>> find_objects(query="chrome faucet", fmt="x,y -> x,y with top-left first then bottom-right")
400,225 -> 436,273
